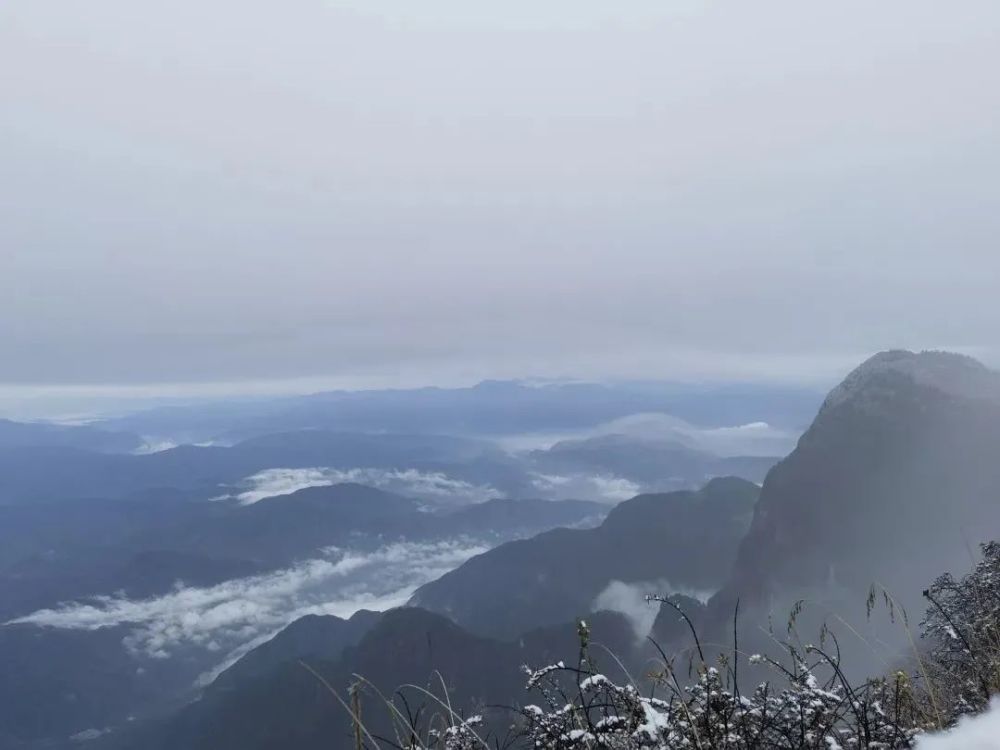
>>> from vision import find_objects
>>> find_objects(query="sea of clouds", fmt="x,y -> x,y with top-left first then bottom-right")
8,539 -> 489,685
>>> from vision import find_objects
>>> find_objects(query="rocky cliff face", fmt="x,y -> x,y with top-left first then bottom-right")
715,350 -> 1000,616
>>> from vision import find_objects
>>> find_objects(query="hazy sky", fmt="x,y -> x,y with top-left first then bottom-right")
2,0 -> 999,393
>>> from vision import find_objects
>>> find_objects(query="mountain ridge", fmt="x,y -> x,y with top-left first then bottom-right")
409,476 -> 760,638
712,349 -> 1000,622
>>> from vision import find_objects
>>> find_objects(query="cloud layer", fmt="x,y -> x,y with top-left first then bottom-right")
530,473 -> 641,504
592,579 -> 717,640
503,412 -> 801,458
591,413 -> 800,458
230,467 -> 500,505
8,540 -> 489,682
3,0 -> 999,387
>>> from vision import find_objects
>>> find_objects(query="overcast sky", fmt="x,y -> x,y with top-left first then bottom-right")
2,0 -> 999,396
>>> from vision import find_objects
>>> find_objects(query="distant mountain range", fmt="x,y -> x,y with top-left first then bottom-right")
93,379 -> 821,444
18,356 -> 1000,749
109,350 -> 1000,750
0,376 -> 808,748
530,433 -> 777,487
0,426 -> 781,508
0,418 -> 141,453
0,430 -> 527,504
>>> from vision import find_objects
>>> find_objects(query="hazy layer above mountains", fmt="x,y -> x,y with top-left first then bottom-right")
3,0 -> 998,399
0,418 -> 142,453
91,379 -> 821,445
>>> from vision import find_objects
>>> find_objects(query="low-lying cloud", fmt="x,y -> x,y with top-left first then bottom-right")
592,580 -> 717,640
530,473 -> 641,503
7,539 -> 489,682
501,412 -> 800,458
131,439 -> 179,455
230,467 -> 500,505
597,413 -> 799,458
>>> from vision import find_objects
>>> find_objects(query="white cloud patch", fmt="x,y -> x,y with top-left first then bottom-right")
7,539 -> 488,681
503,412 -> 800,458
132,439 -> 178,455
70,727 -> 112,743
531,473 -> 641,504
133,438 -> 218,455
231,467 -> 500,505
599,413 -> 798,457
915,698 -> 1000,749
592,581 -> 661,640
234,467 -> 336,504
592,580 -> 717,641
693,421 -> 798,458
